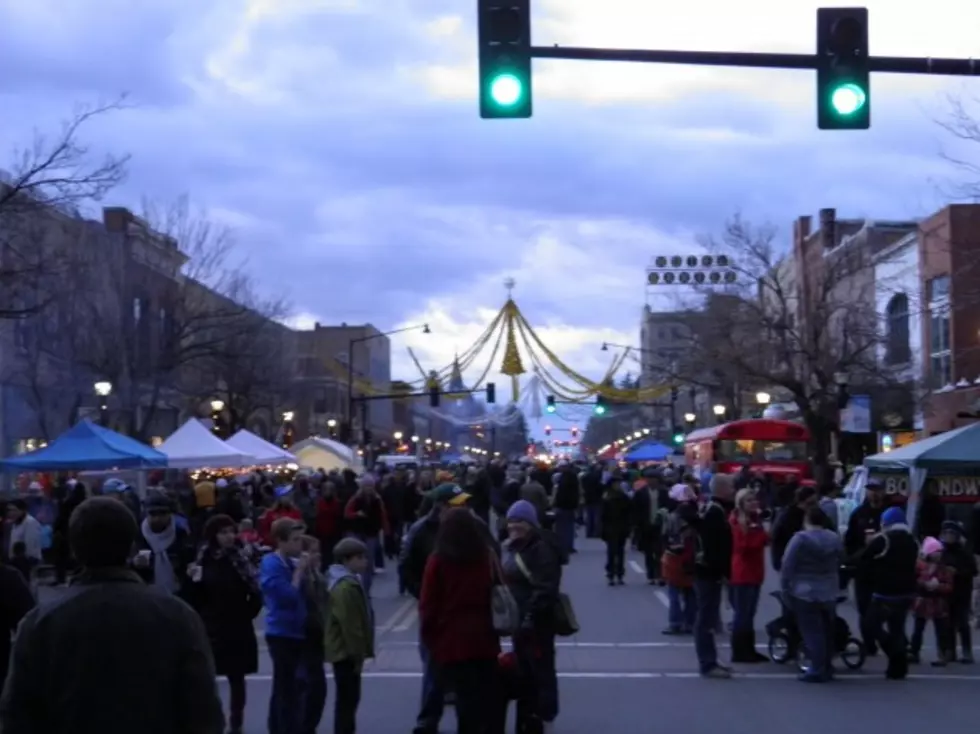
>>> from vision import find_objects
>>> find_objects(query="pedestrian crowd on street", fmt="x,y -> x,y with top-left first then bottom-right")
1,456 -> 979,734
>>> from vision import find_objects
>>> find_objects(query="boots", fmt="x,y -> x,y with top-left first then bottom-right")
731,630 -> 768,663
746,629 -> 769,662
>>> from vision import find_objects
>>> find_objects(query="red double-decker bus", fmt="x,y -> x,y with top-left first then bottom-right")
684,419 -> 812,480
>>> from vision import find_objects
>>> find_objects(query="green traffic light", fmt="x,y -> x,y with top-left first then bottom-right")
830,83 -> 867,116
594,405 -> 606,416
546,405 -> 556,413
489,73 -> 524,107
673,434 -> 684,444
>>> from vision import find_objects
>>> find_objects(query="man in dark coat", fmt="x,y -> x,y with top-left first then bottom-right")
0,560 -> 34,692
0,497 -> 224,734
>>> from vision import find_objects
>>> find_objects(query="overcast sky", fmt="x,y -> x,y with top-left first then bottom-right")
1,0 -> 978,439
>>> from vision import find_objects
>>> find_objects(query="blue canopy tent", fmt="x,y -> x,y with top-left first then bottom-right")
624,441 -> 672,462
0,419 -> 168,472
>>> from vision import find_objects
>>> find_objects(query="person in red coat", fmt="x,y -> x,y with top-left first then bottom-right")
314,482 -> 343,569
729,488 -> 769,662
419,507 -> 501,734
258,490 -> 303,547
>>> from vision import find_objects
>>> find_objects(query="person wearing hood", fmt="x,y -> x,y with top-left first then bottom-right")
780,505 -> 844,682
324,538 -> 374,734
691,474 -> 734,679
940,520 -> 977,663
502,499 -> 564,734
852,506 -> 919,679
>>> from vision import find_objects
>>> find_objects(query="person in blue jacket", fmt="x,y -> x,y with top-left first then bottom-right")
260,516 -> 311,734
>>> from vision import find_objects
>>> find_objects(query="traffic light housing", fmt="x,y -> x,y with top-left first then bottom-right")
477,0 -> 532,119
544,425 -> 552,436
429,385 -> 440,408
486,382 -> 496,404
672,428 -> 684,445
816,7 -> 870,130
571,426 -> 578,438
594,396 -> 607,416
546,395 -> 556,413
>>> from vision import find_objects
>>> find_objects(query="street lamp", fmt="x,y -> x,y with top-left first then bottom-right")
210,399 -> 225,436
282,411 -> 294,422
327,418 -> 337,437
346,323 -> 431,445
684,412 -> 696,423
712,404 -> 726,417
411,435 -> 419,443
756,391 -> 771,405
94,381 -> 112,425
425,438 -> 432,445
393,431 -> 403,441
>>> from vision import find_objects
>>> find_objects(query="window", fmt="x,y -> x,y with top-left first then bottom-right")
928,278 -> 952,388
716,439 -> 808,462
884,293 -> 910,365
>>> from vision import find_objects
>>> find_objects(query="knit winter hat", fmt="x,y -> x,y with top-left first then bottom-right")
921,536 -> 943,557
881,506 -> 905,527
506,499 -> 540,528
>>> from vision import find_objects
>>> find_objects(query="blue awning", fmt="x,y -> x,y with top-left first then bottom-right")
624,441 -> 672,462
1,419 -> 168,472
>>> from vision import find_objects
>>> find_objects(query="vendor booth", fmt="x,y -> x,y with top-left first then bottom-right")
624,441 -> 672,464
860,421 -> 980,528
158,419 -> 255,469
0,419 -> 167,472
226,429 -> 297,466
290,436 -> 363,473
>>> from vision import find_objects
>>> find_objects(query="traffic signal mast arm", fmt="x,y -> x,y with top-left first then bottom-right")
528,46 -> 980,78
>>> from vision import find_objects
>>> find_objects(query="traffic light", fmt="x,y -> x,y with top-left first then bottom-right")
546,395 -> 556,413
477,0 -> 532,119
544,425 -> 552,436
672,428 -> 684,445
816,7 -> 870,130
571,426 -> 578,438
429,385 -> 440,408
594,396 -> 607,416
670,387 -> 678,403
486,382 -> 496,404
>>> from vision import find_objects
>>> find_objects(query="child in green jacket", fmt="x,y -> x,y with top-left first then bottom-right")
324,538 -> 375,734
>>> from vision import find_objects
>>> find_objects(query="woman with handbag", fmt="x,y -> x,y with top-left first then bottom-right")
419,507 -> 502,734
502,500 -> 565,734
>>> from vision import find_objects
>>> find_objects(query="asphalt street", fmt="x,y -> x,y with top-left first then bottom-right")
37,538 -> 980,731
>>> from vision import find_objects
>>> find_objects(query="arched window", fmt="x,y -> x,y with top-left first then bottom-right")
885,293 -> 910,365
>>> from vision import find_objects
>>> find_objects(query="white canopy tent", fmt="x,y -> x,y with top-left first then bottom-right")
226,429 -> 297,466
291,436 -> 363,473
158,419 -> 256,469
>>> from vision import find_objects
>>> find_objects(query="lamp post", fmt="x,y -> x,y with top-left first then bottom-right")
684,412 -> 696,424
712,403 -> 726,424
210,399 -> 225,437
94,381 -> 112,426
281,410 -> 295,449
326,418 -> 337,438
756,391 -> 771,406
346,323 -> 430,445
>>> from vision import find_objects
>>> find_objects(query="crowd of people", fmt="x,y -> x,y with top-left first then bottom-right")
0,457 -> 979,733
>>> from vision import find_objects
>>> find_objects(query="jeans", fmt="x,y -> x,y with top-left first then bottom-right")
415,640 -> 444,732
730,584 -> 761,635
554,508 -> 576,555
585,503 -> 602,538
332,659 -> 362,734
301,646 -> 328,734
693,578 -> 723,672
667,586 -> 696,631
910,616 -> 949,658
792,598 -> 836,678
853,579 -> 877,653
604,536 -> 626,579
266,636 -> 305,734
868,597 -> 912,678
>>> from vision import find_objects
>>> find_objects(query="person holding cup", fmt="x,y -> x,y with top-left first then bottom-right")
184,514 -> 262,734
132,490 -> 196,597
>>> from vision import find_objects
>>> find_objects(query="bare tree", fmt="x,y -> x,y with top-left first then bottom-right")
72,196 -> 287,440
667,214 -> 910,467
0,99 -> 129,319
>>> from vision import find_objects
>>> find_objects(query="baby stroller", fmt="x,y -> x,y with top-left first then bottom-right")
765,591 -> 866,672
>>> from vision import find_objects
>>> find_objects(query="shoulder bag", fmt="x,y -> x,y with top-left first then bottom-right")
514,553 -> 580,637
489,552 -> 521,636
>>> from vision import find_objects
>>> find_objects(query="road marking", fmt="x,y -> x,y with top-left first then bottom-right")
629,561 -> 645,575
375,599 -> 415,635
654,590 -> 670,608
373,639 -> 968,651
225,671 -> 980,682
394,608 -> 418,632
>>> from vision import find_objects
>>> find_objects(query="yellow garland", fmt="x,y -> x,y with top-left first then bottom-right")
499,302 -> 526,378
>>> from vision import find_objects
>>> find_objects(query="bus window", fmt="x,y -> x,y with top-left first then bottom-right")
717,440 -> 753,462
717,439 -> 807,462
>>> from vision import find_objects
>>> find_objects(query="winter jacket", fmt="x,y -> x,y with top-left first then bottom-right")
780,528 -> 842,604
912,560 -> 953,619
854,524 -> 919,599
258,507 -> 302,547
315,497 -> 343,541
693,501 -> 732,581
259,553 -> 307,639
942,542 -> 978,607
399,511 -> 441,599
661,503 -> 698,588
323,564 -> 374,664
419,551 -> 500,665
600,488 -> 633,541
502,530 -> 563,630
344,494 -> 390,539
729,514 -> 768,586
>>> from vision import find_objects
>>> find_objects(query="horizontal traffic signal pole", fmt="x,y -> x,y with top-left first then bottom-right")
529,46 -> 980,77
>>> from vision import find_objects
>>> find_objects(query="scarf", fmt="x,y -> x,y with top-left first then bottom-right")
141,518 -> 178,594
196,542 -> 260,595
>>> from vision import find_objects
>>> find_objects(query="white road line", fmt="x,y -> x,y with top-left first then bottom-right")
375,599 -> 415,636
374,639 -> 971,651
654,590 -> 670,608
629,561 -> 645,575
393,608 -> 418,632
224,671 -> 980,682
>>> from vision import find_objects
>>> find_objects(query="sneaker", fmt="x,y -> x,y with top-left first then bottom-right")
661,627 -> 684,636
701,664 -> 732,679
